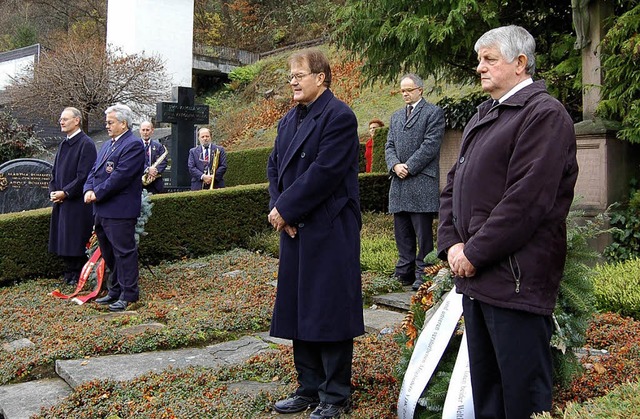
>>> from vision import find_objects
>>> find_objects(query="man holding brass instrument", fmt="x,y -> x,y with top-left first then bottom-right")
188,127 -> 227,190
139,121 -> 168,194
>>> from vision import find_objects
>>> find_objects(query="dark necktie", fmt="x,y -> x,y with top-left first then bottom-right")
204,146 -> 209,161
492,100 -> 500,108
406,105 -> 413,119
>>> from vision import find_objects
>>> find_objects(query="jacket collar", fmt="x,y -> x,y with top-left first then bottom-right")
278,89 -> 335,180
476,80 -> 548,122
404,99 -> 426,128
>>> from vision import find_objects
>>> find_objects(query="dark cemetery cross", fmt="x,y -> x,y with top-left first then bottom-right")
156,86 -> 209,190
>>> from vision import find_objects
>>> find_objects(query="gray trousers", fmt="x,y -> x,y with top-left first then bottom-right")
393,211 -> 435,281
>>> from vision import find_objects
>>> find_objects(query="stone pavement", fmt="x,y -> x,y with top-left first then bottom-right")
0,289 -> 413,419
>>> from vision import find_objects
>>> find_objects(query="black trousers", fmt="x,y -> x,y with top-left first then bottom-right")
393,212 -> 434,281
292,339 -> 353,405
463,295 -> 553,419
62,255 -> 87,281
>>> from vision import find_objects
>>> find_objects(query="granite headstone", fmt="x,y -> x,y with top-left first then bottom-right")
0,158 -> 53,213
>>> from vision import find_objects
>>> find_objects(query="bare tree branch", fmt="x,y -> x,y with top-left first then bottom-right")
6,34 -> 170,132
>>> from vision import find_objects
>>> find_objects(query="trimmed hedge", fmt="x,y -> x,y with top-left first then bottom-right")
225,141 -> 383,189
0,208 -> 62,282
138,184 -> 271,265
224,146 -> 272,187
0,174 -> 391,284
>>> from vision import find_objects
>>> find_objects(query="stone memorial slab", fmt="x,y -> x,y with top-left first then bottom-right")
0,158 -> 52,213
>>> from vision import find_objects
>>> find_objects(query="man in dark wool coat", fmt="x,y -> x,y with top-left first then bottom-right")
49,107 -> 97,285
267,49 -> 364,419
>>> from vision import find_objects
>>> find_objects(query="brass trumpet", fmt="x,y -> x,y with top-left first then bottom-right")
202,148 -> 221,190
209,148 -> 220,190
142,149 -> 169,186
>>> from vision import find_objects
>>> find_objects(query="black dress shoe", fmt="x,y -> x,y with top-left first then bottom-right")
95,295 -> 118,305
273,394 -> 319,414
412,278 -> 424,291
310,399 -> 352,419
108,300 -> 128,312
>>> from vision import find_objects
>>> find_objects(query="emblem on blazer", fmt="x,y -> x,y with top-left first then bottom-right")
106,161 -> 114,173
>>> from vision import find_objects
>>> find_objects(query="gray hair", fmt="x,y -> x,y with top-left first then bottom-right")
63,107 -> 82,123
474,25 -> 536,75
105,103 -> 134,128
400,73 -> 424,88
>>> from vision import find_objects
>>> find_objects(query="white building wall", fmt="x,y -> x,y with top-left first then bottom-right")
0,55 -> 36,90
106,0 -> 194,88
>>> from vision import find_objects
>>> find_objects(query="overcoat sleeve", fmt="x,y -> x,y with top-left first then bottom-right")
64,139 -> 97,199
274,110 -> 358,224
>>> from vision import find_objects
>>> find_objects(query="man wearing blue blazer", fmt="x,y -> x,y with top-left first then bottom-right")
188,127 -> 227,190
267,49 -> 364,419
84,104 -> 145,312
139,121 -> 167,194
385,74 -> 445,291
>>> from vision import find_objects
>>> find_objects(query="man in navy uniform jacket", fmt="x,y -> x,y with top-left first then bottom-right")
139,121 -> 167,194
267,49 -> 364,419
188,127 -> 227,190
84,104 -> 145,312
49,107 -> 97,285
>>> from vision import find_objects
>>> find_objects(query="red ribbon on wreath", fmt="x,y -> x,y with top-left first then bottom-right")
51,246 -> 105,304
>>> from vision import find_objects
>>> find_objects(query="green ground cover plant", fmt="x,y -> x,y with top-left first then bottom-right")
593,258 -> 640,319
538,380 -> 640,419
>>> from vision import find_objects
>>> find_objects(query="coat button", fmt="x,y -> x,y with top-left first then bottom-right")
301,152 -> 306,158
459,156 -> 465,163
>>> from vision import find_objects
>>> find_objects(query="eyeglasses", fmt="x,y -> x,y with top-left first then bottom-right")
400,87 -> 421,94
287,72 -> 315,83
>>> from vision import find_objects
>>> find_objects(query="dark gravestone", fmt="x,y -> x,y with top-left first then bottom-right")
156,86 -> 209,190
0,158 -> 53,213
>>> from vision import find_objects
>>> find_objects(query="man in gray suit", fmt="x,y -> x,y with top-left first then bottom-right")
385,74 -> 445,290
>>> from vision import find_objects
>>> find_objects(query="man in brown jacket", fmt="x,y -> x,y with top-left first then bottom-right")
438,25 -> 578,419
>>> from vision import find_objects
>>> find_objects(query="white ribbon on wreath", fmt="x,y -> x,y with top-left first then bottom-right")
397,290 -> 474,419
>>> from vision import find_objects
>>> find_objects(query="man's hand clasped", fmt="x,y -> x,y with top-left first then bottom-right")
393,163 -> 409,179
447,242 -> 476,278
268,207 -> 297,238
84,190 -> 97,204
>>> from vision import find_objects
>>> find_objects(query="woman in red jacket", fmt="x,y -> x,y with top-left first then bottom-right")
364,118 -> 384,172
